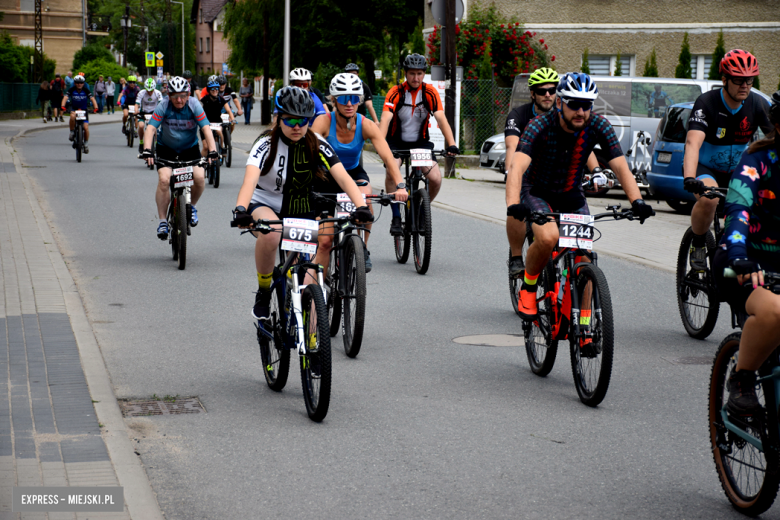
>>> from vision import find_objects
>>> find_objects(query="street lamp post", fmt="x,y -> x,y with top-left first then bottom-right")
170,0 -> 185,75
137,26 -> 150,78
120,8 -> 131,67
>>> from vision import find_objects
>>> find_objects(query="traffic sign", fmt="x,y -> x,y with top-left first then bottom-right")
155,52 -> 164,60
145,52 -> 155,67
156,59 -> 163,67
430,0 -> 463,24
157,67 -> 163,79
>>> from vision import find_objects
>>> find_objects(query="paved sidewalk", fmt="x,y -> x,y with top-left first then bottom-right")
0,119 -> 162,518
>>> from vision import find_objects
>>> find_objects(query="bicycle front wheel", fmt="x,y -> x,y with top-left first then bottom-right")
523,263 -> 558,376
176,196 -> 187,270
676,227 -> 719,339
213,134 -> 221,188
258,273 -> 290,391
75,126 -> 82,163
341,235 -> 366,358
224,130 -> 232,168
570,263 -> 614,406
327,246 -> 341,338
412,188 -> 432,274
127,118 -> 134,147
394,198 -> 410,264
709,332 -> 779,514
300,284 -> 332,422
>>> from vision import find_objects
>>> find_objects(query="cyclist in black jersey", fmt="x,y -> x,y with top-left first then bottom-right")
683,50 -> 773,271
232,87 -> 371,320
199,79 -> 235,158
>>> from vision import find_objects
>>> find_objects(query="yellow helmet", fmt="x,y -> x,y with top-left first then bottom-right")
528,68 -> 559,87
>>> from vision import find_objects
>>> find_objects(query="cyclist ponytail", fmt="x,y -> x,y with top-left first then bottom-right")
259,120 -> 326,181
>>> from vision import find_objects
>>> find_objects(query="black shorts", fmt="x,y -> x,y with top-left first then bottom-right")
156,144 -> 201,171
712,247 -> 754,325
696,163 -> 732,189
247,201 -> 315,221
387,139 -> 435,153
346,165 -> 370,184
521,185 -> 589,216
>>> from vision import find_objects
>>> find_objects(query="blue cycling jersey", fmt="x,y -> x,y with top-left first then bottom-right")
67,85 -> 93,110
147,97 -> 209,153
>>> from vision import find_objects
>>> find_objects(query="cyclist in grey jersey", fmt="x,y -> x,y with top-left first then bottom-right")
138,78 -> 164,153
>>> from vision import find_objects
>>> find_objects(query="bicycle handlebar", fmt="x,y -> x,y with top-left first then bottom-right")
526,205 -> 637,226
230,213 -> 367,232
392,149 -> 450,159
699,186 -> 728,200
723,268 -> 780,281
138,155 -> 207,168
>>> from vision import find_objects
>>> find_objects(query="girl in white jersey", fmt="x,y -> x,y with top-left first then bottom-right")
232,86 -> 371,320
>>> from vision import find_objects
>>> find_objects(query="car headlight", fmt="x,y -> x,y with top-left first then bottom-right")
492,142 -> 506,151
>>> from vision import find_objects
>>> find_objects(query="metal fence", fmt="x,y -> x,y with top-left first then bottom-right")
459,80 -> 512,154
0,83 -> 43,112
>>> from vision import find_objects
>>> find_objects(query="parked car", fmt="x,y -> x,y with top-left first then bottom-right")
647,89 -> 772,213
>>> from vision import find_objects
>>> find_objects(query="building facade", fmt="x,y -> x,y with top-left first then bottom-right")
424,0 -> 780,92
191,0 -> 231,75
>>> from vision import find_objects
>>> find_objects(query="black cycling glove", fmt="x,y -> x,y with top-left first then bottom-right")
207,150 -> 219,161
729,258 -> 762,276
683,177 -> 705,194
507,203 -> 531,222
232,206 -> 253,227
631,199 -> 655,224
446,145 -> 460,156
352,206 -> 374,223
140,149 -> 154,159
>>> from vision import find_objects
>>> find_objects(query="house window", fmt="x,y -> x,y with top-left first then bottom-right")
206,37 -> 210,53
584,55 -> 634,76
692,55 -> 714,80
199,8 -> 203,23
199,38 -> 203,53
20,0 -> 34,11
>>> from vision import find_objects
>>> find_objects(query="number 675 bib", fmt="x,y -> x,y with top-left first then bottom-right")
281,218 -> 319,254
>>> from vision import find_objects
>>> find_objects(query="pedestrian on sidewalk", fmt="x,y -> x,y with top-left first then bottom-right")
50,74 -> 65,122
94,75 -> 107,114
106,77 -> 116,114
64,71 -> 74,114
239,78 -> 253,125
36,80 -> 52,123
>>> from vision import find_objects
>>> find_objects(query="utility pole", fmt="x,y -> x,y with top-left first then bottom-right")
121,7 -> 130,67
34,0 -> 43,81
261,6 -> 270,124
444,0 -> 457,174
283,0 -> 289,86
171,0 -> 185,75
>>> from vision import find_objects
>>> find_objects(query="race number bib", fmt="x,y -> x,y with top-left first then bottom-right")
144,114 -> 152,122
128,105 -> 136,114
75,110 -> 87,121
558,214 -> 595,250
335,193 -> 367,218
410,148 -> 433,167
281,218 -> 319,254
209,123 -> 221,130
220,114 -> 230,123
172,166 -> 194,188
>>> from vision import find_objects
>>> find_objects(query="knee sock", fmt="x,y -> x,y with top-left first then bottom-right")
523,271 -> 539,287
692,232 -> 707,248
391,203 -> 401,218
257,272 -> 273,292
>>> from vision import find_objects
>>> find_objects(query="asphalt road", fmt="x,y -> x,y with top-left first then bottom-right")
14,125 -> 772,519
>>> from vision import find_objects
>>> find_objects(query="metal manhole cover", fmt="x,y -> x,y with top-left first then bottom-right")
120,397 -> 205,417
662,356 -> 712,365
453,334 -> 523,347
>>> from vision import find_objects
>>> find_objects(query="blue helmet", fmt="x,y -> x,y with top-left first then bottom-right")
207,80 -> 219,89
556,72 -> 599,102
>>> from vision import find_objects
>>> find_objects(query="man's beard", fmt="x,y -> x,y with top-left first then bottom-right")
561,109 -> 590,131
533,98 -> 554,114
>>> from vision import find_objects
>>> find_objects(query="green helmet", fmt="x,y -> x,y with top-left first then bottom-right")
127,75 -> 137,83
528,68 -> 559,87
144,78 -> 156,91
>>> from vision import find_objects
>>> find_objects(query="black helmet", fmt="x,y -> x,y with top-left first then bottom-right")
344,63 -> 359,72
217,75 -> 227,85
770,90 -> 780,125
403,53 -> 427,71
275,86 -> 315,118
183,70 -> 193,79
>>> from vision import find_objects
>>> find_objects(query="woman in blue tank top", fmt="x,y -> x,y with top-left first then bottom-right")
318,73 -> 407,272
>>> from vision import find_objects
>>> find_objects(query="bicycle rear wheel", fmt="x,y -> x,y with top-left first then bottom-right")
523,263 -> 558,376
394,198 -> 411,264
75,126 -> 82,163
341,235 -> 366,358
412,188 -> 432,274
300,284 -> 332,422
176,195 -> 187,270
327,246 -> 341,338
213,134 -> 221,188
127,118 -> 134,147
570,263 -> 613,406
676,227 -> 719,339
709,332 -> 779,515
257,273 -> 290,391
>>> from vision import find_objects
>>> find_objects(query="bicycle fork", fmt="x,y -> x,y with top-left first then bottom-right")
288,266 -> 326,357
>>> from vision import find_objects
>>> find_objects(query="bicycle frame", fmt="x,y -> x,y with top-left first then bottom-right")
400,155 -> 429,236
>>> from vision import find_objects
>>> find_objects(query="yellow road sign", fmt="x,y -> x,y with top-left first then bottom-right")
145,52 -> 155,67
156,59 -> 163,67
156,52 -> 164,60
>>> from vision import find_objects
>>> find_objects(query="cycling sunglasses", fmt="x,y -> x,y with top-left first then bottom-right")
336,95 -> 360,105
281,116 -> 310,128
729,76 -> 755,86
533,87 -> 556,96
562,99 -> 593,112
169,93 -> 188,100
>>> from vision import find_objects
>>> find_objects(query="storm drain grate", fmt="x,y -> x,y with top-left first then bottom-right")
662,356 -> 712,365
120,397 -> 205,417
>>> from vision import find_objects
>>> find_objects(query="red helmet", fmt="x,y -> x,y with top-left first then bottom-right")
720,49 -> 759,77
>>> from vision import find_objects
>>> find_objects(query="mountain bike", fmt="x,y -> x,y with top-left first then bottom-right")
391,149 -> 446,275
676,186 -> 728,339
206,124 -> 222,188
521,204 -> 643,406
125,105 -> 137,148
143,156 -> 205,270
709,269 -> 780,516
220,114 -> 232,168
231,217 -> 332,422
72,110 -> 87,163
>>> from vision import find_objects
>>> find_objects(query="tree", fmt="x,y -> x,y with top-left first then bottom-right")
80,59 -> 128,82
613,50 -> 622,76
708,30 -> 725,80
581,48 -> 590,74
675,32 -> 692,79
748,49 -> 761,91
73,43 -> 114,70
643,48 -> 659,77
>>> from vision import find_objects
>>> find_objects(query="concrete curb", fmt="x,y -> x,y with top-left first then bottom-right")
7,128 -> 165,520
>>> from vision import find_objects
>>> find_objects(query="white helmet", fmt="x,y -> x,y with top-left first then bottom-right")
73,75 -> 85,83
329,73 -> 363,97
207,74 -> 218,84
168,76 -> 190,94
289,68 -> 312,81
